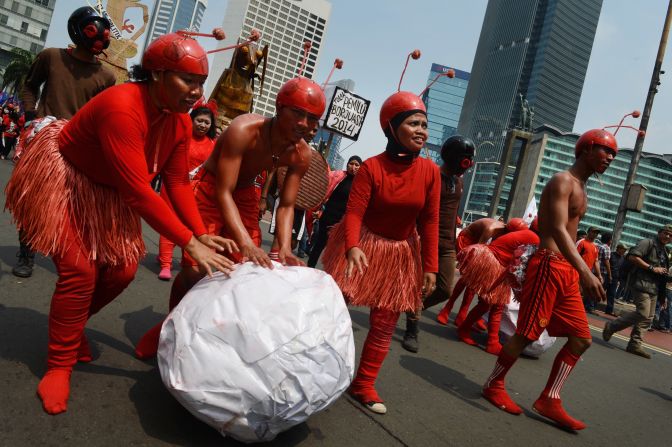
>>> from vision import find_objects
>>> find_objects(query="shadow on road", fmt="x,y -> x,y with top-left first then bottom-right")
640,386 -> 672,402
398,354 -> 491,412
0,245 -> 56,275
0,304 -> 135,377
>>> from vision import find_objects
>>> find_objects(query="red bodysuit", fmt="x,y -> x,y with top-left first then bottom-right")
59,82 -> 207,246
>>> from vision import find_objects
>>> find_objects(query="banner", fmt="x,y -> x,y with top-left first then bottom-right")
322,86 -> 370,141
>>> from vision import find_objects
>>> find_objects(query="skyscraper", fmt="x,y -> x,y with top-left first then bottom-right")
143,0 -> 208,51
458,0 -> 602,163
422,63 -> 470,164
206,0 -> 332,118
0,0 -> 56,84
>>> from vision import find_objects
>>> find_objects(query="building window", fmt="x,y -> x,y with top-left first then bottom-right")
40,28 -> 47,40
21,21 -> 29,32
30,42 -> 40,53
34,0 -> 50,6
0,14 -> 8,25
11,1 -> 19,12
25,5 -> 33,16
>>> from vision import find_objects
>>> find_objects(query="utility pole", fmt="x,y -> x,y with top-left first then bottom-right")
612,0 -> 672,247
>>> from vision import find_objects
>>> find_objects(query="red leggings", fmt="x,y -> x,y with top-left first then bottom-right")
48,217 -> 137,370
350,308 -> 400,403
158,184 -> 177,269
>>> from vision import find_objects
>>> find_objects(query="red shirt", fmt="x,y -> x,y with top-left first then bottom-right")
188,135 -> 214,172
489,229 -> 540,267
577,238 -> 598,271
58,82 -> 206,247
343,153 -> 440,272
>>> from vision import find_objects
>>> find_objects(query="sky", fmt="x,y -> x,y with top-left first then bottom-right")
45,0 -> 672,162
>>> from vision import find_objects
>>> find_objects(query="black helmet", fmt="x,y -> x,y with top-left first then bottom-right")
440,135 -> 476,175
67,6 -> 111,54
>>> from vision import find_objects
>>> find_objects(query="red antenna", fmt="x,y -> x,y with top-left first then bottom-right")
398,49 -> 421,91
206,29 -> 261,54
418,68 -> 455,97
297,40 -> 312,76
603,110 -> 645,137
321,58 -> 343,89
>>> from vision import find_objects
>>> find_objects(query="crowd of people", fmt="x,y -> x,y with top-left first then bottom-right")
3,5 -> 671,435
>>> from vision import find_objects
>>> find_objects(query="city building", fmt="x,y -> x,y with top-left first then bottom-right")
0,0 -> 56,85
421,63 -> 470,164
458,0 -> 603,213
484,125 -> 672,248
207,0 -> 332,118
143,0 -> 208,51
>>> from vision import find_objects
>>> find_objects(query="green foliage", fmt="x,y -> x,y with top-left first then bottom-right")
1,48 -> 35,94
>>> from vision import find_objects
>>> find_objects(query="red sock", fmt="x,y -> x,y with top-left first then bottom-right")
135,322 -> 163,360
37,369 -> 72,415
485,305 -> 503,356
454,288 -> 475,326
483,350 -> 522,415
77,335 -> 92,363
458,300 -> 488,347
541,345 -> 580,399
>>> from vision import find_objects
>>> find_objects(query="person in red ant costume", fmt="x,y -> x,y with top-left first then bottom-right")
134,74 -> 325,360
4,30 -> 235,415
157,100 -> 219,281
456,219 -> 540,355
482,128 -> 619,430
322,51 -> 440,414
436,217 -> 513,327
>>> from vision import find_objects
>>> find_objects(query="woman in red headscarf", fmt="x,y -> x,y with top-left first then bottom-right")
322,64 -> 440,414
4,30 -> 235,415
157,101 -> 219,280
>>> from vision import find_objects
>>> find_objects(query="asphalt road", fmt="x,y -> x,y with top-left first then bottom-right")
0,159 -> 671,447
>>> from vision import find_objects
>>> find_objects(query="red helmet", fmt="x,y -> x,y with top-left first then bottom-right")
575,129 -> 618,158
379,91 -> 426,131
506,217 -> 528,232
142,33 -> 209,76
276,77 -> 326,117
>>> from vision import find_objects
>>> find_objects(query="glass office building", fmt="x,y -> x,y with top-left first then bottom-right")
493,126 -> 672,248
421,63 -> 470,164
144,0 -> 208,51
458,0 -> 602,214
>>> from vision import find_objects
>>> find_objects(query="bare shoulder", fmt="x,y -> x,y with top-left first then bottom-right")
219,113 -> 266,152
545,171 -> 576,194
293,140 -> 313,170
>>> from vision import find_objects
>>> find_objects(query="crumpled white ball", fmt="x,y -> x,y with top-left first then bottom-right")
157,262 -> 355,443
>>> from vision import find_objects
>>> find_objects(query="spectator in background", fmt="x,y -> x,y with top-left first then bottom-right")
577,226 -> 602,313
603,225 -> 672,358
576,229 -> 587,242
596,232 -> 612,312
606,243 -> 627,315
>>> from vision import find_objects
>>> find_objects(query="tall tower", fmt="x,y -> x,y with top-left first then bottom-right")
143,0 -> 208,51
422,63 -> 470,164
206,0 -> 332,118
0,0 -> 57,84
458,0 -> 602,163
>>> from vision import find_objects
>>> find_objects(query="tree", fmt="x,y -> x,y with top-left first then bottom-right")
1,48 -> 35,95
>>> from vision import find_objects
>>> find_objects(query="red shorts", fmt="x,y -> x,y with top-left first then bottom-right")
181,171 -> 261,267
456,231 -> 476,253
516,249 -> 591,341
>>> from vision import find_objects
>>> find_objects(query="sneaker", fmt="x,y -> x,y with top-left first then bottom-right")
626,345 -> 652,359
364,401 -> 387,414
158,267 -> 172,281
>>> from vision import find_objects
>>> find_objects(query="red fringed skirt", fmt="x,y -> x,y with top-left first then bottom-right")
4,120 -> 145,266
457,244 -> 511,306
322,223 -> 423,312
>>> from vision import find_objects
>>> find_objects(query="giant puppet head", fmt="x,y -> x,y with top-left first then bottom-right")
67,6 -> 111,55
440,135 -> 475,176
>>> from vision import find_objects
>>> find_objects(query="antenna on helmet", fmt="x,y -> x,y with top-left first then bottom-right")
603,110 -> 645,137
296,41 -> 312,77
321,58 -> 344,90
419,68 -> 456,97
398,49 -> 421,92
204,29 -> 261,54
